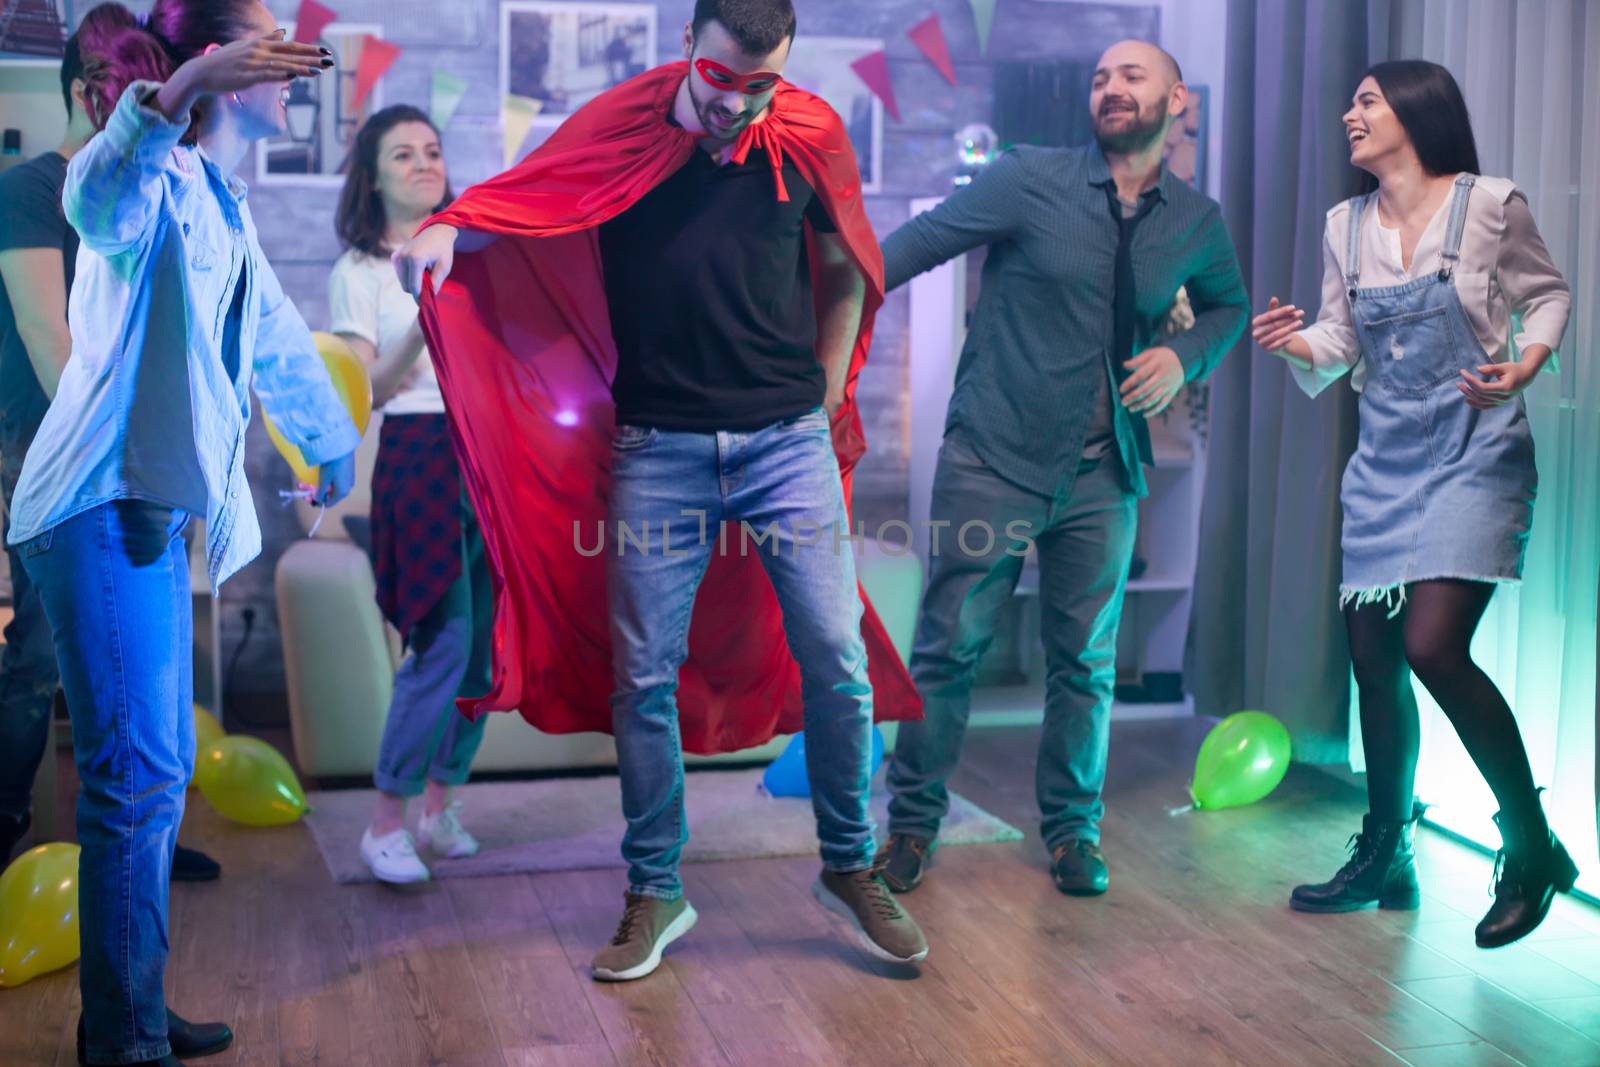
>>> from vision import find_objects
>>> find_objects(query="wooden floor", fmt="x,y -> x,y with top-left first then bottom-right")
4,718 -> 1600,1067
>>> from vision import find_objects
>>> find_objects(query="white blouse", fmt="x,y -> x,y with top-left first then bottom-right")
1291,175 -> 1570,396
328,248 -> 444,416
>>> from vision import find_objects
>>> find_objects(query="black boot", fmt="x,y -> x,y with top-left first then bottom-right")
79,1010 -> 233,1064
1475,808 -> 1579,949
1290,806 -> 1422,913
0,809 -> 30,863
170,845 -> 222,883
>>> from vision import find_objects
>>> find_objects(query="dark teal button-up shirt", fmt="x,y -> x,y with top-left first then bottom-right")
883,141 -> 1248,498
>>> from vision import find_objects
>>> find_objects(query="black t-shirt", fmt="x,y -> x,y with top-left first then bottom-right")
0,152 -> 74,459
598,137 -> 839,432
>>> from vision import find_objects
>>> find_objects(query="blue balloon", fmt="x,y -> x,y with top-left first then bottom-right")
762,727 -> 885,798
762,733 -> 810,796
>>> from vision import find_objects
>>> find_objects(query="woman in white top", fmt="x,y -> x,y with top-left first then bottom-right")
329,105 -> 490,884
1253,60 -> 1574,948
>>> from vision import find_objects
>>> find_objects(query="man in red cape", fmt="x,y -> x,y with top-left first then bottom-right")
396,0 -> 927,979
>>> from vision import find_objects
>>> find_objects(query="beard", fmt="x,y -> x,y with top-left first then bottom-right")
1093,98 -> 1167,154
691,89 -> 748,143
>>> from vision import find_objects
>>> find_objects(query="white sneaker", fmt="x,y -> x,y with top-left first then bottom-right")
418,802 -> 480,858
360,826 -> 431,883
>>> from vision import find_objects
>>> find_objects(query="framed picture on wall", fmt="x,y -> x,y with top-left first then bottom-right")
500,2 -> 657,127
781,36 -> 884,195
254,22 -> 384,187
1163,84 -> 1207,192
0,0 -> 72,65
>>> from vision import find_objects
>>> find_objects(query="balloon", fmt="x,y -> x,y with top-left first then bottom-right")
189,704 -> 226,791
193,702 -> 225,749
1191,711 -> 1292,810
0,843 -> 81,987
194,736 -> 307,827
762,727 -> 885,798
762,733 -> 810,797
262,331 -> 372,486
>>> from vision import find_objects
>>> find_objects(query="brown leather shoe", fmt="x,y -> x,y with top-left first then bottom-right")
1051,838 -> 1109,896
874,833 -> 937,894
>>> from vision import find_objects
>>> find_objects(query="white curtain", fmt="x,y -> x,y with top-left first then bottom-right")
1351,0 -> 1600,884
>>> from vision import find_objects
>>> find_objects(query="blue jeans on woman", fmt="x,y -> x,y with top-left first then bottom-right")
373,501 -> 491,796
19,500 -> 193,1066
606,407 -> 877,899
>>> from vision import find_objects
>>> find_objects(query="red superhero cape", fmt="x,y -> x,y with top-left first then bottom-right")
416,62 -> 922,754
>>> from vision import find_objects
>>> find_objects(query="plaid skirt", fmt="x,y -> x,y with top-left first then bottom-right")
369,413 -> 464,641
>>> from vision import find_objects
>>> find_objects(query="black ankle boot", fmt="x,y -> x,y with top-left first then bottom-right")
78,1010 -> 233,1064
1475,808 -> 1579,949
1290,806 -> 1422,913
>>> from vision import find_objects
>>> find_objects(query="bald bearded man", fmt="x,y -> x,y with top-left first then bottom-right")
875,40 -> 1248,896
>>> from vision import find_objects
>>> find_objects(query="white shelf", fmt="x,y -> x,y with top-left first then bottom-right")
1149,446 -> 1197,468
1126,577 -> 1192,593
1014,569 -> 1193,597
966,683 -> 1193,726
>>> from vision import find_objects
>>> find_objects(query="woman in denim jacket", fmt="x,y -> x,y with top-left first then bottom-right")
5,3 -> 359,1063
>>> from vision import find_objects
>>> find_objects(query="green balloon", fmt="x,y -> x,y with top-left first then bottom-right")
1191,711 -> 1292,810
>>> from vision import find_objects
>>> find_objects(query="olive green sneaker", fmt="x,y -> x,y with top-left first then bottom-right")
813,868 -> 929,964
590,892 -> 698,982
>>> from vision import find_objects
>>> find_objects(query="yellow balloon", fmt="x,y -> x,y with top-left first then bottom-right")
194,736 -> 307,827
193,703 -> 225,750
262,331 -> 373,486
0,843 -> 81,987
190,704 -> 226,791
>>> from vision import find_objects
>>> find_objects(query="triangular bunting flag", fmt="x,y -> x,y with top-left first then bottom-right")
908,14 -> 957,87
501,94 -> 543,167
291,0 -> 337,44
353,35 -> 401,111
431,70 -> 468,132
968,0 -> 998,56
849,49 -> 900,122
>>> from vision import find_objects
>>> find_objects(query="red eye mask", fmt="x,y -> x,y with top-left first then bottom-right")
694,57 -> 782,95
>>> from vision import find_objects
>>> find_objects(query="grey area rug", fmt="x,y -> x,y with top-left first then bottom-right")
304,767 -> 1023,884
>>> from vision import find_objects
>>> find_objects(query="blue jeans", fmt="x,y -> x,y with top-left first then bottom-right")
606,408 -> 875,899
0,449 -> 59,824
19,500 -> 193,1066
886,430 -> 1137,850
373,501 -> 491,795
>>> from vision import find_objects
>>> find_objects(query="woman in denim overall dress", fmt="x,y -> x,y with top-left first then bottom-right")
1253,60 -> 1575,949
4,4 -> 359,1063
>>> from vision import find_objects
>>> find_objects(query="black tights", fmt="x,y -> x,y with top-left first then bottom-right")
1345,579 -> 1541,831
